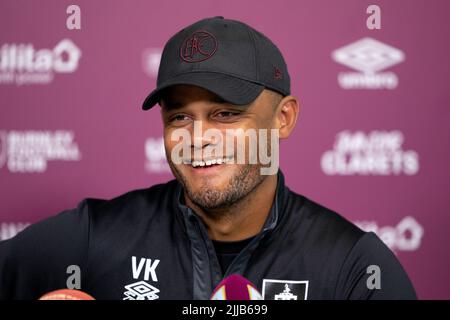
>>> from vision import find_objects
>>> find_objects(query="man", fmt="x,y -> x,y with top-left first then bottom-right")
0,16 -> 416,300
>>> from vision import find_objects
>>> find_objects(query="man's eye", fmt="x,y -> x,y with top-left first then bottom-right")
170,114 -> 189,122
216,111 -> 240,118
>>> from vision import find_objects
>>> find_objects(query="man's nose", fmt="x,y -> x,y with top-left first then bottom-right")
191,120 -> 217,150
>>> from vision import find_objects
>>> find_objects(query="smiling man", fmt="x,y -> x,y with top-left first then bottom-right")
0,16 -> 416,300
160,84 -> 291,241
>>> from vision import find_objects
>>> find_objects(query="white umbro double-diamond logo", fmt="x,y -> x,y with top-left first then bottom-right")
332,37 -> 405,74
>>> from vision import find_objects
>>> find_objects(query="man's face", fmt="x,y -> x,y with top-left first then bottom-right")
161,84 -> 279,212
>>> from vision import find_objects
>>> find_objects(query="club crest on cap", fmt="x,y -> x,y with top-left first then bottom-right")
180,30 -> 218,63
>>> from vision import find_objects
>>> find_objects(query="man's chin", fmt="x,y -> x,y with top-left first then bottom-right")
186,181 -> 228,198
183,173 -> 238,210
184,185 -> 229,210
170,162 -> 262,210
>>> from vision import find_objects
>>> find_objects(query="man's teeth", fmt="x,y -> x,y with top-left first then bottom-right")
191,157 -> 231,168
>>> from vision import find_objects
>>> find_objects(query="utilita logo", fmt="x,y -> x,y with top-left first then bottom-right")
354,216 -> 424,253
332,37 -> 405,89
0,39 -> 81,85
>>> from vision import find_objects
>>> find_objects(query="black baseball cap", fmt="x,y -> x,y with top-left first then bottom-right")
142,16 -> 290,110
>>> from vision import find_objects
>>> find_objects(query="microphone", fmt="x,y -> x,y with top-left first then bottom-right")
39,289 -> 95,300
210,274 -> 263,300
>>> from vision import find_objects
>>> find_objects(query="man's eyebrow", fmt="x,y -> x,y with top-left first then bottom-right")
161,95 -> 225,107
210,96 -> 227,103
160,98 -> 183,109
160,95 -> 249,110
211,96 -> 252,109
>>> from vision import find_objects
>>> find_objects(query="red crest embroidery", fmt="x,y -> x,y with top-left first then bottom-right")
180,30 -> 218,63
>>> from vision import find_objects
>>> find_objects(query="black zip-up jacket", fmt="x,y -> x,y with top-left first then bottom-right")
0,171 -> 416,300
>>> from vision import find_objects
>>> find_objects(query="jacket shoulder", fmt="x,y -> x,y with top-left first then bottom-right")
85,179 -> 179,220
285,188 -> 366,251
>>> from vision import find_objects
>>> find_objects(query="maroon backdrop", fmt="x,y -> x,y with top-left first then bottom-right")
1,0 -> 449,299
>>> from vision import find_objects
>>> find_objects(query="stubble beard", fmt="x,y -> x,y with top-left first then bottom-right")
168,161 -> 266,218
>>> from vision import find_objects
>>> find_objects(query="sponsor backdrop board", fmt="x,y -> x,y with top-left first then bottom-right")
0,0 -> 449,299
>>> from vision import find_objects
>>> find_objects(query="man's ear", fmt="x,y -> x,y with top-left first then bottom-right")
275,95 -> 300,139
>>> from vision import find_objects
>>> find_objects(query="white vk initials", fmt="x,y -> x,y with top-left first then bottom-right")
132,256 -> 160,282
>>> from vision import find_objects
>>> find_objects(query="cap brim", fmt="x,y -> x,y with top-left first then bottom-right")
142,72 -> 265,110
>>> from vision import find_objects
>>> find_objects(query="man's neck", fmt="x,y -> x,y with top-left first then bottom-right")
184,174 -> 278,241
